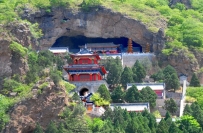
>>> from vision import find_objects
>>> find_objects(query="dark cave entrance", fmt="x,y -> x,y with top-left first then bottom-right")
52,36 -> 142,53
79,88 -> 89,96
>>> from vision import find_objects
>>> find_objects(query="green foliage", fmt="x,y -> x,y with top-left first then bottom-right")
187,87 -> 203,108
140,86 -> 157,108
28,22 -> 43,39
9,41 -> 28,57
97,84 -> 111,102
90,93 -> 109,106
177,115 -> 201,132
111,86 -> 125,103
45,121 -> 58,133
164,98 -> 178,115
0,94 -> 14,131
39,82 -> 49,89
132,60 -> 146,83
105,57 -> 122,86
33,123 -> 44,133
121,66 -> 133,88
150,70 -> 164,82
190,73 -> 201,87
163,65 -> 180,91
153,110 -> 161,118
184,104 -> 193,116
71,92 -> 80,101
124,85 -> 142,103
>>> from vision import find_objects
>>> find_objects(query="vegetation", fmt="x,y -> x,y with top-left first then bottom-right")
9,41 -> 28,57
190,73 -> 201,87
164,98 -> 178,115
186,86 -> 203,108
97,84 -> 111,102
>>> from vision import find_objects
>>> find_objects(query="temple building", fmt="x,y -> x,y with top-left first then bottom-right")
63,47 -> 108,96
79,43 -> 120,54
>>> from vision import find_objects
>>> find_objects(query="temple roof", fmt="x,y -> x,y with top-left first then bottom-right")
76,47 -> 93,55
79,43 -> 120,48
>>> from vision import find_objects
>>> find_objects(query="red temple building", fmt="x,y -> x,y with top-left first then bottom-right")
79,43 -> 120,54
64,48 -> 107,82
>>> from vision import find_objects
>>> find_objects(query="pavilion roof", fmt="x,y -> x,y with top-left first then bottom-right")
79,42 -> 120,48
70,48 -> 100,59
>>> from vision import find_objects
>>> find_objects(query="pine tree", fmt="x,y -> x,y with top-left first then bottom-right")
164,98 -> 178,115
33,123 -> 44,133
132,60 -> 146,82
72,92 -> 80,102
140,86 -> 157,108
169,73 -> 180,92
111,86 -> 124,103
163,65 -> 179,91
183,104 -> 192,115
156,119 -> 169,133
45,121 -> 58,133
97,84 -> 111,102
125,85 -> 142,103
121,66 -> 133,88
57,122 -> 67,133
169,122 -> 181,133
190,73 -> 201,87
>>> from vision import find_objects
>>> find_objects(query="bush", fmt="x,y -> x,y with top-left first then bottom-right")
9,42 -> 28,57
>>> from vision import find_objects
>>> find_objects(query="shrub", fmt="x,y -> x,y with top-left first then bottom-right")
9,42 -> 28,57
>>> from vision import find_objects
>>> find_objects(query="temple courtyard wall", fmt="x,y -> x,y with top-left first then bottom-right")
122,53 -> 155,67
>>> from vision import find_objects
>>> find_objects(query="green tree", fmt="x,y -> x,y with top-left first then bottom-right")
97,84 -> 111,102
140,86 -> 157,108
45,121 -> 58,133
156,119 -> 169,133
33,123 -> 44,133
150,70 -> 164,82
124,85 -> 142,103
132,60 -> 146,82
72,92 -> 80,102
177,115 -> 202,133
57,122 -> 66,133
163,65 -> 179,91
190,73 -> 201,87
169,122 -> 181,133
106,57 -> 122,86
121,66 -> 133,88
111,86 -> 124,103
183,104 -> 192,116
164,98 -> 178,115
169,73 -> 180,92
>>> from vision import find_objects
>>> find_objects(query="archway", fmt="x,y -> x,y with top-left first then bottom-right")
79,88 -> 89,96
52,36 -> 142,53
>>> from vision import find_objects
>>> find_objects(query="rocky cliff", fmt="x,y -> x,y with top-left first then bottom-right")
21,6 -> 166,52
0,22 -> 37,89
3,81 -> 68,133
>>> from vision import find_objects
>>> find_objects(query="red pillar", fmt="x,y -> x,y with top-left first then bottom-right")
90,74 -> 92,81
77,74 -> 80,81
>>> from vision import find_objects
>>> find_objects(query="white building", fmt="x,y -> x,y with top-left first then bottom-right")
110,103 -> 150,112
127,83 -> 165,99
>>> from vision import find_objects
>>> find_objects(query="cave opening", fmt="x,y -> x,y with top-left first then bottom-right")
52,36 -> 142,53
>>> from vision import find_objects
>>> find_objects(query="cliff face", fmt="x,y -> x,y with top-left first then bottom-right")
0,23 -> 37,89
21,6 -> 166,52
3,82 -> 68,133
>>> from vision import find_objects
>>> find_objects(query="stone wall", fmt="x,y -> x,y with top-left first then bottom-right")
122,53 -> 155,67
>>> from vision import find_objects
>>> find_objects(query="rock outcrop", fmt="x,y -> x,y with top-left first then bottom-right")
3,82 -> 68,133
169,0 -> 192,8
157,48 -> 199,80
0,22 -> 37,89
21,6 -> 166,52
